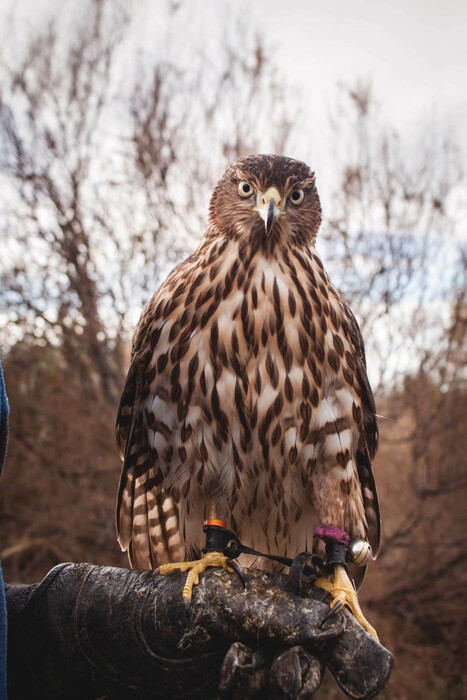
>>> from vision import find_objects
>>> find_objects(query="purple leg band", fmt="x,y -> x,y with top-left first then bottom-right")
313,525 -> 351,546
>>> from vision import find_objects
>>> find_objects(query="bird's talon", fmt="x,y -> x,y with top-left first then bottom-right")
227,558 -> 246,588
157,551 -> 234,604
319,599 -> 344,627
330,599 -> 345,613
315,564 -> 379,640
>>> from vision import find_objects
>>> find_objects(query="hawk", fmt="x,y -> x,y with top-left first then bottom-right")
116,154 -> 380,637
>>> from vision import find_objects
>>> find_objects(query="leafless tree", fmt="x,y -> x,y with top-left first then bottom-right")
0,0 -> 132,401
0,0 -> 295,402
321,80 -> 466,390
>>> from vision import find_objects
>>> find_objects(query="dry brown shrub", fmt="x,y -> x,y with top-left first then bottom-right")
0,342 -> 127,582
1,345 -> 466,698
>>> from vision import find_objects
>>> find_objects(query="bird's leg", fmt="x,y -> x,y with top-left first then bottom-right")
313,526 -> 378,641
157,551 -> 234,603
207,500 -> 218,521
156,501 -> 234,603
314,564 -> 379,641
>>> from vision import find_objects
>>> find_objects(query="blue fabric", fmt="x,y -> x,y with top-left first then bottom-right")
0,363 -> 9,480
0,563 -> 6,700
0,362 -> 8,698
0,364 -> 8,423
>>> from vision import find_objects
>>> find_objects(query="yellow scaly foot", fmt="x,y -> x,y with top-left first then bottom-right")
315,564 -> 379,641
157,551 -> 234,603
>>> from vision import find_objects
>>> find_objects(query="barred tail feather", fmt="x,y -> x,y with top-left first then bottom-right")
147,477 -> 184,565
147,472 -> 164,564
115,355 -> 141,458
128,473 -> 151,569
157,491 -> 184,562
117,461 -> 183,569
357,449 -> 381,558
116,467 -> 134,553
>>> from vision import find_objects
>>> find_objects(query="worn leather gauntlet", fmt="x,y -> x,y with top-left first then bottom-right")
5,562 -> 392,699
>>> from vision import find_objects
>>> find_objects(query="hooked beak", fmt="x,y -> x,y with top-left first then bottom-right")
256,186 -> 282,236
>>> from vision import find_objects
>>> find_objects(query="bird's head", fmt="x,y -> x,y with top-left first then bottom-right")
208,154 -> 322,248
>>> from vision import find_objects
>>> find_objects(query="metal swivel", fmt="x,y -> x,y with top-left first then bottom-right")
347,539 -> 372,567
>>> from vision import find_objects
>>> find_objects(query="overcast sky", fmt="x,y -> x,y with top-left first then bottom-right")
3,0 -> 466,135
248,0 -> 467,133
2,0 -> 466,200
2,0 -> 465,202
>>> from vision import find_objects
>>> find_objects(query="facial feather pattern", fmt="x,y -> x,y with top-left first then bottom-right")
116,154 -> 380,584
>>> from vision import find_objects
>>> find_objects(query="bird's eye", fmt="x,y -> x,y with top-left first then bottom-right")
290,189 -> 304,206
238,181 -> 254,198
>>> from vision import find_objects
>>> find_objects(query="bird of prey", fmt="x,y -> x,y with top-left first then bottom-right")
116,154 -> 380,638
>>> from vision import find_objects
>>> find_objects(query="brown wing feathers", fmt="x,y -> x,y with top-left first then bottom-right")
344,305 -> 381,556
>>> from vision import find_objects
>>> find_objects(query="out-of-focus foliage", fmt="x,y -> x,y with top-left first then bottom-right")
0,342 -> 127,578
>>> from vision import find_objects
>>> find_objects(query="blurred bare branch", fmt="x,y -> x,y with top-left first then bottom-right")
322,81 -> 466,392
0,1 -> 296,402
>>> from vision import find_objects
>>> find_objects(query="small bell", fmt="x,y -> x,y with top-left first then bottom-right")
347,539 -> 372,566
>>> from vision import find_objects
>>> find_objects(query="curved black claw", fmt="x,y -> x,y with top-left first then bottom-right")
319,599 -> 345,628
226,558 -> 246,589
